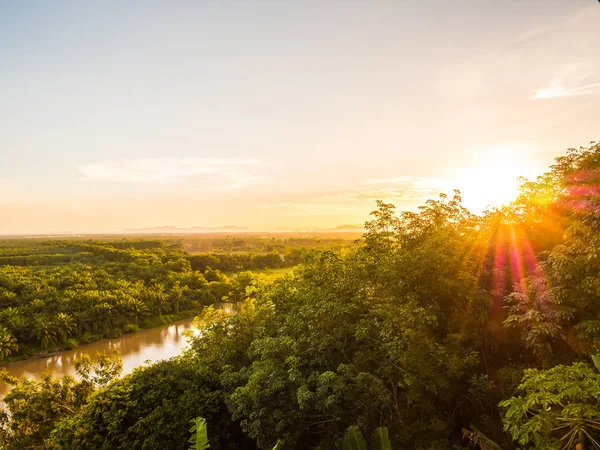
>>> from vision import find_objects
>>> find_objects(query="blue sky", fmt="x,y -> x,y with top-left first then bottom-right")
1,1 -> 599,233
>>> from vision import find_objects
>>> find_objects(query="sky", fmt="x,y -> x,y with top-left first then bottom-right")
1,0 -> 599,234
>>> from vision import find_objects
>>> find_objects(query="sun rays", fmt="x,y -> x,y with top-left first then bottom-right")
455,153 -> 600,357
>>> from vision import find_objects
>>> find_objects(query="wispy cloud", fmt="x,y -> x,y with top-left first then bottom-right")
78,157 -> 262,188
523,7 -> 600,101
536,6 -> 599,96
531,66 -> 600,100
531,82 -> 600,100
264,176 -> 450,215
438,5 -> 600,105
362,176 -> 449,191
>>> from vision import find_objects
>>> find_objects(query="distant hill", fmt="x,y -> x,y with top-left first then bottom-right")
289,224 -> 365,233
332,224 -> 364,231
123,225 -> 250,234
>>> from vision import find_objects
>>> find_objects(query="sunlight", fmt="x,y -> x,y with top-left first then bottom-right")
454,147 -> 538,213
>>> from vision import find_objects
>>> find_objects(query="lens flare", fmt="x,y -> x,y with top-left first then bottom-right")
454,147 -> 539,213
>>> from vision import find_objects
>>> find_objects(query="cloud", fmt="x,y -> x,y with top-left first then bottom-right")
531,82 -> 600,100
437,5 -> 600,104
264,176 -> 450,215
360,176 -> 450,194
530,66 -> 600,100
78,157 -> 262,188
522,7 -> 600,101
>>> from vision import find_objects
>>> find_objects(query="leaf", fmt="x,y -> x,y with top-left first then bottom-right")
342,425 -> 368,450
271,440 -> 283,450
373,426 -> 392,450
591,354 -> 600,372
189,417 -> 210,450
461,426 -> 502,450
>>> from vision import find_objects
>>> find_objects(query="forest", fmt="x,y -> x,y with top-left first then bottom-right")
0,236 -> 324,360
2,142 -> 600,449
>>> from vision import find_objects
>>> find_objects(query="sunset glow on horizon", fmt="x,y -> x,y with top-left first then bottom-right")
1,1 -> 599,234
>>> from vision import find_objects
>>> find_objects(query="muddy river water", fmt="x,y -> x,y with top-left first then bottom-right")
0,317 -> 196,398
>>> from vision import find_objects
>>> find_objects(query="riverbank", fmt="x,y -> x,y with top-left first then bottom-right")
0,309 -> 201,367
0,315 -> 201,398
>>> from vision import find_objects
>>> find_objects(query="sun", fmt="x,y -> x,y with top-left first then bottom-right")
453,148 -> 538,213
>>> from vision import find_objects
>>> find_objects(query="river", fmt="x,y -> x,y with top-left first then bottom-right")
0,316 -> 197,398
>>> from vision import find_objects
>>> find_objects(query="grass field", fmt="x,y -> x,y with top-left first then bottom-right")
232,267 -> 296,281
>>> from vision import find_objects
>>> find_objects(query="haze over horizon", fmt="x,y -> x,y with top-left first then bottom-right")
1,1 -> 599,234
0,223 -> 367,237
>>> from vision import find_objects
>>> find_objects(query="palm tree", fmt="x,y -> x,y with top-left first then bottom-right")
28,298 -> 46,314
31,314 -> 58,349
57,291 -> 78,314
138,284 -> 167,317
0,325 -> 18,361
87,303 -> 114,333
112,294 -> 132,328
1,306 -> 25,334
171,281 -> 188,315
127,298 -> 149,326
55,312 -> 75,342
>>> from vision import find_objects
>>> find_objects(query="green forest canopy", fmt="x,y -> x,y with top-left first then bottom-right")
1,142 -> 600,449
0,234 -> 344,358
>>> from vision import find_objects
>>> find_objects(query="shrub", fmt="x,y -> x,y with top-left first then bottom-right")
105,328 -> 123,339
63,338 -> 78,350
79,332 -> 102,344
123,324 -> 139,334
139,316 -> 167,328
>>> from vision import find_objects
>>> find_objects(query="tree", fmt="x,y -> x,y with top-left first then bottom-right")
146,283 -> 168,317
0,307 -> 25,338
194,226 -> 479,449
0,352 -> 122,450
503,142 -> 600,361
501,362 -> 600,449
54,312 -> 76,342
228,271 -> 257,302
171,281 -> 187,315
0,326 -> 18,361
126,298 -> 150,326
50,357 -> 252,450
31,314 -> 58,349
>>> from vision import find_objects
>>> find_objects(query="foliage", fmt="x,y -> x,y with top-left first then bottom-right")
340,426 -> 392,450
342,425 -> 368,450
189,416 -> 289,450
501,362 -> 600,449
373,427 -> 392,450
0,351 -> 121,450
0,325 -> 18,360
0,239 -> 301,356
49,356 -> 252,450
189,417 -> 211,450
189,194 -> 485,449
461,426 -> 502,450
2,143 -> 600,449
